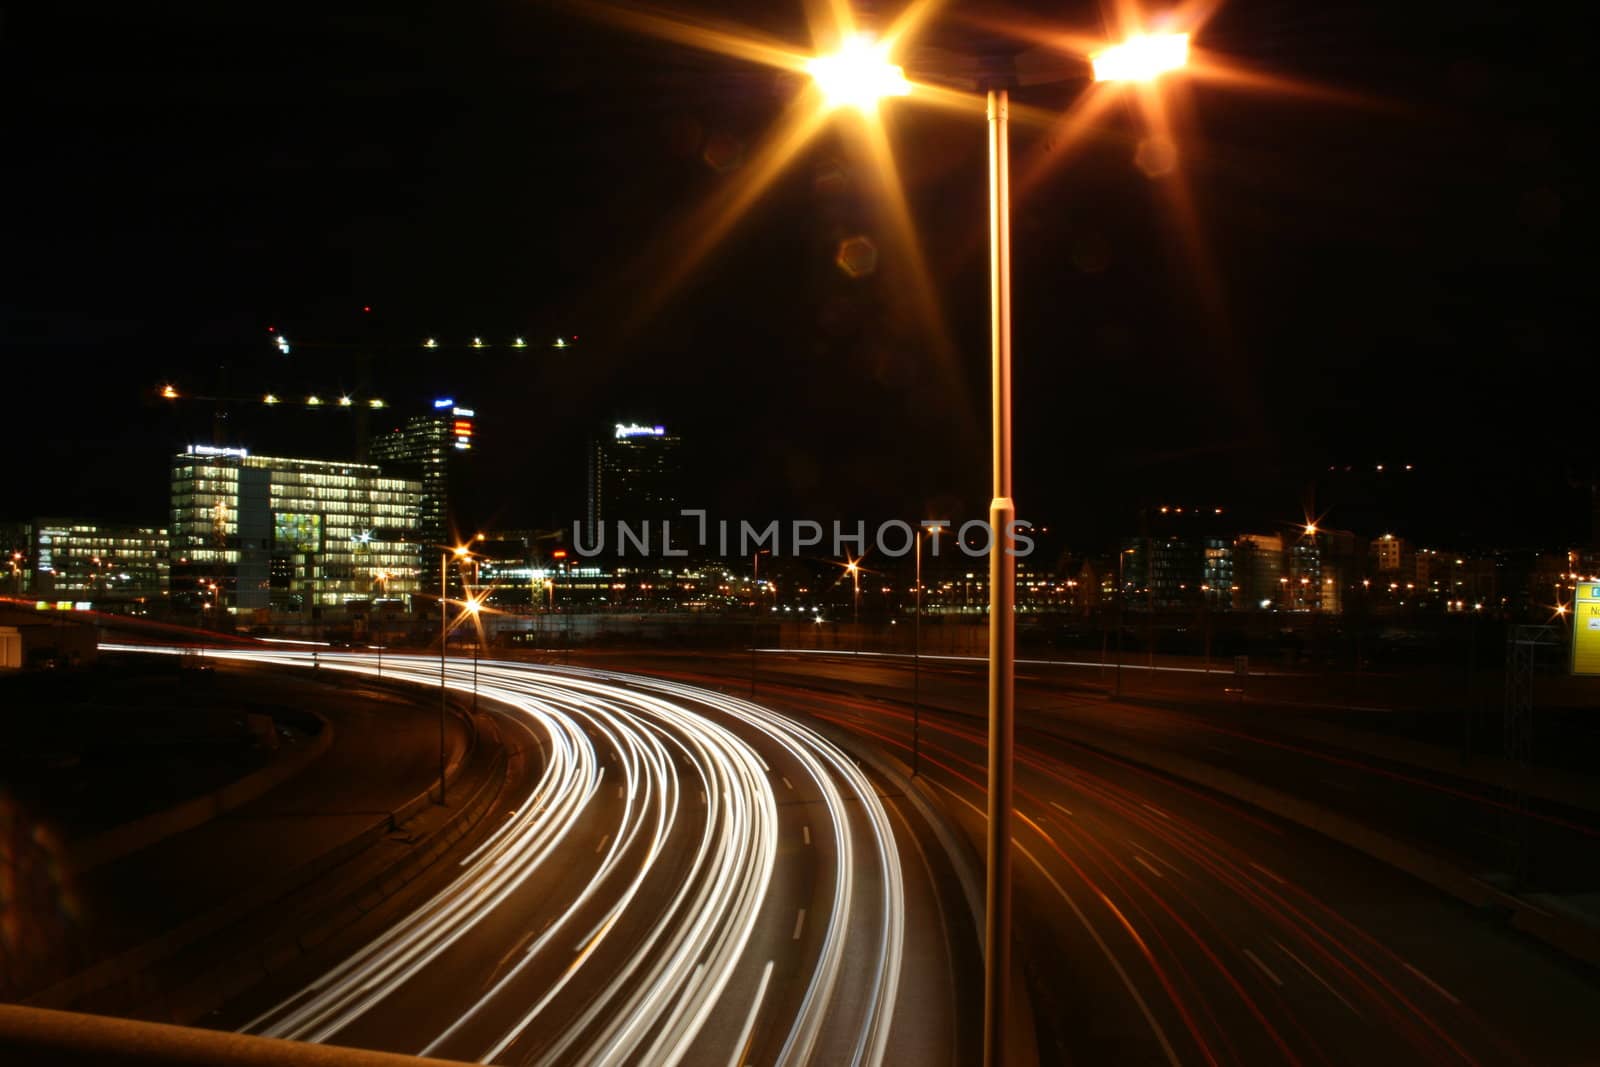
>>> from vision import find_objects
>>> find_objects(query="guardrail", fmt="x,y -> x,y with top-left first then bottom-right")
0,1004 -> 473,1066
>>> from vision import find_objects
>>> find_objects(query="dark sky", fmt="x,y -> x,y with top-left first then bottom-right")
0,1 -> 1582,551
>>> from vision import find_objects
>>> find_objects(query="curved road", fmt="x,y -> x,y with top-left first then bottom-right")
601,649 -> 1600,1066
104,647 -> 965,1066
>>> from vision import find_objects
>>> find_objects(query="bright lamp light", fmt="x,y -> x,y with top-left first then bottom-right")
1091,33 -> 1189,83
808,34 -> 911,112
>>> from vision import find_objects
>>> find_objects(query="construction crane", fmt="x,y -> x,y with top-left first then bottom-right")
157,383 -> 387,409
155,384 -> 389,457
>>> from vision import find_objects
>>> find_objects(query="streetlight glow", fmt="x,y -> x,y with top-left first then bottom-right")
807,34 -> 910,113
1091,32 -> 1190,83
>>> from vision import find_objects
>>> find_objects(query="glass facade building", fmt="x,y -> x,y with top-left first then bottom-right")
585,422 -> 682,551
169,446 -> 422,613
372,400 -> 474,590
7,518 -> 169,611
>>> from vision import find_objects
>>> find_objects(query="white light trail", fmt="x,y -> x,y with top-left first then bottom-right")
101,645 -> 906,1066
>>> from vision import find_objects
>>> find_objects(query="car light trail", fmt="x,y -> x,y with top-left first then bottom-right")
100,645 -> 905,1066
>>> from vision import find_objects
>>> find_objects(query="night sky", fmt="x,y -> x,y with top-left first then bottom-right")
0,1 -> 1581,552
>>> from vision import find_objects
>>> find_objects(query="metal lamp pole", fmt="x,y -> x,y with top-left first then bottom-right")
983,83 -> 1016,1067
794,33 -> 1190,1067
439,550 -> 448,805
913,527 -> 923,777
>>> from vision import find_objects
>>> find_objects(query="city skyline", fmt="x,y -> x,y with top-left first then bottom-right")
2,5 -> 1594,1065
2,1 -> 1580,550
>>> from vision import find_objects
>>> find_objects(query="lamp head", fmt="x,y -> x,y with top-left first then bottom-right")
809,34 -> 911,112
1091,33 -> 1189,83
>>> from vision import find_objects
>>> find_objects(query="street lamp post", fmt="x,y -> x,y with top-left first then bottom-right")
1116,547 -> 1135,699
439,550 -> 449,804
465,595 -> 482,715
981,80 -> 1017,1067
800,32 -> 1191,1067
913,526 -> 937,777
439,544 -> 471,805
439,551 -> 450,804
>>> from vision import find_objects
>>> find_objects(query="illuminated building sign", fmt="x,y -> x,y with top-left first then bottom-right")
452,414 -> 474,454
433,398 -> 455,409
1573,583 -> 1600,676
452,406 -> 474,417
615,423 -> 666,439
187,445 -> 249,458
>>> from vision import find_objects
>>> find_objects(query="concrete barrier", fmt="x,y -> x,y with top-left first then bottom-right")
159,722 -> 511,1024
0,1003 -> 473,1067
64,713 -> 335,876
26,692 -> 490,1018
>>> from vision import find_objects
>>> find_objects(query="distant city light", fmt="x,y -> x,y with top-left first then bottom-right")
264,394 -> 279,404
307,395 -> 322,405
338,395 -> 353,406
276,337 -> 291,355
513,337 -> 527,348
554,338 -> 568,349
368,398 -> 385,409
161,384 -> 179,399
472,337 -> 485,348
424,338 -> 438,348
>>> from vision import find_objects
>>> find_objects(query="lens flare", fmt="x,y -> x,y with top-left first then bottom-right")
1091,33 -> 1189,82
807,34 -> 911,112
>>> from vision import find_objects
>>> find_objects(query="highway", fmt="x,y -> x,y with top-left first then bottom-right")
585,648 -> 1600,1065
101,646 -> 976,1066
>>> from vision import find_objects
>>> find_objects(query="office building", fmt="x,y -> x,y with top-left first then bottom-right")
169,445 -> 422,615
586,422 -> 682,550
1287,527 -> 1364,613
372,399 -> 475,588
1232,533 -> 1286,610
1371,532 -> 1410,575
5,518 -> 169,611
1123,506 -> 1233,610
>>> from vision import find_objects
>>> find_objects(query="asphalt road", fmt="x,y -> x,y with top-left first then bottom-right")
579,648 -> 1600,1065
150,648 -> 981,1067
734,649 -> 1600,892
